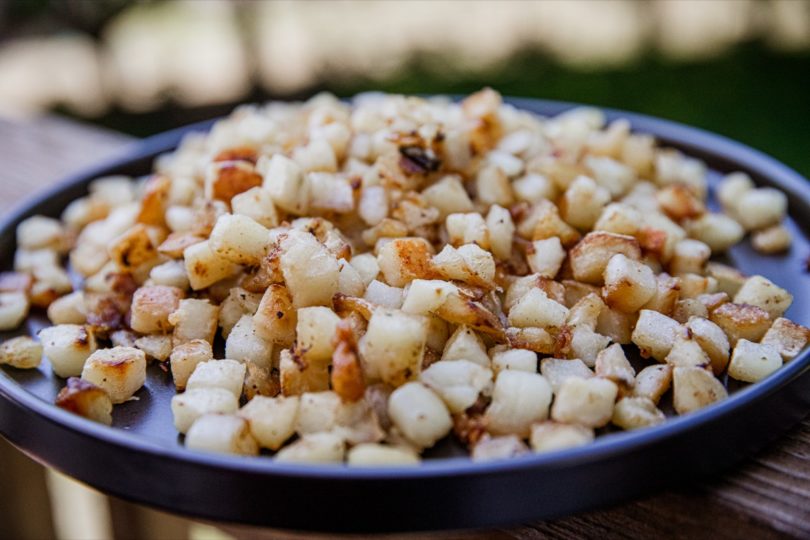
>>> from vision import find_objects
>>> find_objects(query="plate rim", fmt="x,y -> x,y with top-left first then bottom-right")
1,96 -> 809,483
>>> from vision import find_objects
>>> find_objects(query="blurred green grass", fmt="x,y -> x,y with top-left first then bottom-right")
81,42 -> 810,177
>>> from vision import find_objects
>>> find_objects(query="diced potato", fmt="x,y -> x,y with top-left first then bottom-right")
733,275 -> 792,320
631,310 -> 685,361
171,387 -> 239,433
611,397 -> 665,430
441,325 -> 490,367
0,336 -> 42,369
706,262 -> 746,297
275,432 -> 345,463
206,160 -> 263,204
594,203 -> 642,237
259,154 -> 308,214
185,414 -> 259,456
0,291 -> 30,331
551,377 -> 618,428
388,382 -> 452,448
507,274 -> 566,311
508,288 -> 568,329
567,326 -> 612,367
476,163 -> 513,206
349,253 -> 380,286
664,338 -> 710,369
672,298 -> 708,323
569,232 -> 641,284
433,244 -> 495,287
677,273 -> 717,299
559,175 -> 610,230
231,186 -> 279,228
513,173 -> 558,204
641,273 -> 680,316
279,231 -> 340,308
422,175 -> 474,219
485,371 -> 552,437
526,237 -> 566,278
602,254 -> 657,313
293,307 -> 340,365
55,377 -> 113,425
133,334 -> 172,362
761,318 -> 810,361
130,285 -> 184,334
527,200 -> 581,247
364,279 -> 404,309
225,315 -> 274,369
471,435 -> 529,461
337,258 -> 365,296
81,347 -> 146,404
186,359 -> 246,399
295,391 -> 342,434
348,443 -> 420,466
486,204 -> 515,260
209,214 -> 271,265
359,309 -> 426,386
594,344 -> 635,388
596,306 -> 634,344
491,348 -> 537,374
632,364 -> 672,404
401,279 -> 457,315
540,358 -> 593,393
727,339 -> 782,383
710,302 -> 772,345
17,215 -> 65,251
656,183 -> 704,221
377,237 -> 435,287
529,422 -> 594,453
685,317 -> 730,375
736,188 -> 787,231
168,298 -> 219,345
672,366 -> 727,415
668,239 -> 710,275
237,395 -> 299,450
251,284 -> 296,346
685,213 -> 744,253
170,339 -> 213,391
219,287 -> 262,339
39,324 -> 97,378
751,224 -> 791,254
149,260 -> 190,290
717,172 -> 753,212
420,360 -> 493,413
184,240 -> 239,290
108,224 -> 159,272
504,327 -> 555,354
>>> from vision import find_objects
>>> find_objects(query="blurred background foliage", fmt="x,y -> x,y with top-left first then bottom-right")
0,0 -> 808,175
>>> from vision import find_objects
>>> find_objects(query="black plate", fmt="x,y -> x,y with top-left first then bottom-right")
1,99 -> 809,534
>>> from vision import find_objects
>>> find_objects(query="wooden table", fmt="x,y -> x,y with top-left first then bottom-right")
1,116 -> 809,540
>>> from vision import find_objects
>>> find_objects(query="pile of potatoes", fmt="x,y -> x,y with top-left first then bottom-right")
2,89 -> 808,465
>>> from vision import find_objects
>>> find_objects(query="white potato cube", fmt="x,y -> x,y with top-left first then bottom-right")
275,432 -> 345,463
529,422 -> 594,453
347,444 -> 420,467
665,338 -> 711,369
184,240 -> 239,290
736,188 -> 787,231
377,237 -> 435,287
359,309 -> 426,386
441,325 -> 489,367
296,307 -> 341,364
540,358 -> 593,393
761,318 -> 810,361
39,324 -> 97,378
169,298 -> 219,345
526,237 -> 566,278
685,213 -> 744,253
611,397 -> 665,430
602,254 -> 656,313
0,336 -> 42,369
209,214 -> 271,266
491,348 -> 537,374
130,285 -> 183,334
237,395 -> 299,450
710,302 -> 772,345
170,339 -> 213,391
0,292 -> 30,331
47,291 -> 87,325
508,288 -> 569,329
402,279 -> 457,315
149,260 -> 190,290
364,279 -> 404,309
751,224 -> 791,254
631,310 -> 685,361
421,175 -> 473,219
633,364 -> 672,404
569,232 -> 641,284
672,366 -> 727,415
185,414 -> 258,456
388,382 -> 452,449
81,347 -> 146,404
486,204 -> 515,260
485,371 -> 552,437
471,435 -> 529,462
260,154 -> 308,214
171,387 -> 239,433
296,391 -> 343,434
186,359 -> 246,399
231,186 -> 279,228
733,275 -> 792,320
55,377 -> 113,425
685,317 -> 730,374
551,376 -> 618,428
594,344 -> 635,388
560,175 -> 610,230
225,315 -> 274,369
279,231 -> 340,308
420,360 -> 493,413
728,339 -> 782,383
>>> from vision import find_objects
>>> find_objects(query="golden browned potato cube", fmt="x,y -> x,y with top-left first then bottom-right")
205,161 -> 263,204
594,344 -> 635,388
485,371 -> 553,437
39,324 -> 97,378
237,395 -> 299,450
279,348 -> 330,396
727,339 -> 782,383
733,275 -> 792,320
170,339 -> 213,391
710,302 -> 772,345
672,366 -> 727,415
81,346 -> 146,404
130,285 -> 184,334
611,396 -> 665,430
761,318 -> 810,361
0,336 -> 42,369
526,237 -> 566,279
275,432 -> 345,463
388,382 -> 452,449
640,273 -> 680,316
632,364 -> 672,404
631,310 -> 685,361
551,377 -> 618,428
184,240 -> 239,291
169,298 -> 219,346
253,284 -> 297,346
171,387 -> 238,433
377,237 -> 436,288
420,360 -> 493,414
56,377 -> 113,425
209,214 -> 271,266
185,414 -> 259,456
186,359 -> 246,399
529,422 -> 594,453
348,443 -> 421,466
602,254 -> 657,313
569,231 -> 641,284
685,317 -> 730,375
219,287 -> 262,339
359,309 -> 426,387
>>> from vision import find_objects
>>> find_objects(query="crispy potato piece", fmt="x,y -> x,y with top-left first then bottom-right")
733,275 -> 792,320
56,377 -> 113,425
348,444 -> 421,466
672,366 -> 727,415
0,336 -> 42,369
529,422 -> 594,453
130,285 -> 184,334
377,237 -> 436,287
237,395 -> 299,450
389,382 -> 452,449
632,364 -> 672,404
551,377 -> 618,428
206,161 -> 263,203
728,339 -> 782,383
612,397 -> 665,430
81,346 -> 146,404
602,254 -> 656,313
137,175 -> 171,226
185,414 -> 259,456
710,302 -> 772,345
569,232 -> 641,284
761,318 -> 810,362
39,324 -> 97,378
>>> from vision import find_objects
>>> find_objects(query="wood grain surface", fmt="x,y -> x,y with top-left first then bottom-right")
0,116 -> 808,540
